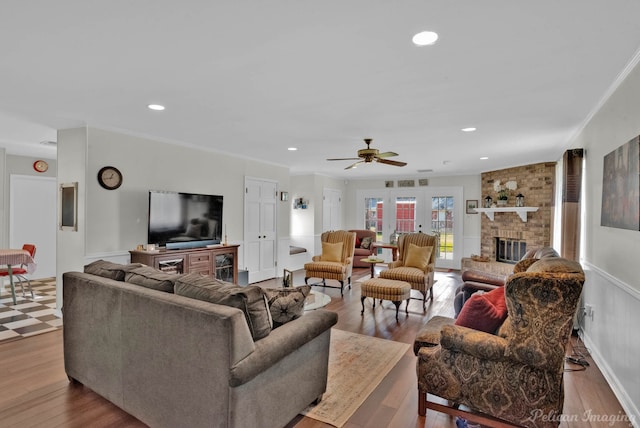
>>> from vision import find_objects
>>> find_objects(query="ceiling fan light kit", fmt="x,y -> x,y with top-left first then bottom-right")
327,139 -> 407,170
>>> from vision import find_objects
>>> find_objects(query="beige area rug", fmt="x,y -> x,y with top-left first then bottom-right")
301,329 -> 410,427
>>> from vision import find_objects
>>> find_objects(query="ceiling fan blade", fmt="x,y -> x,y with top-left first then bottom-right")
345,161 -> 364,170
377,158 -> 407,167
327,157 -> 361,161
376,151 -> 399,158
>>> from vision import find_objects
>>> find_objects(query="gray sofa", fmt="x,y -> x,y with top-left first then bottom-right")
62,264 -> 338,428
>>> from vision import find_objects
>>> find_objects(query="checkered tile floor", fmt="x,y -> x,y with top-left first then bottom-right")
0,277 -> 61,343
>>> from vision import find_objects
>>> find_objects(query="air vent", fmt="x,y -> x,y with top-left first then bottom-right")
39,140 -> 57,147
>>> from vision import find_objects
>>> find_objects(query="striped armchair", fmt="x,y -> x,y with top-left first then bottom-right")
304,230 -> 356,296
379,233 -> 438,310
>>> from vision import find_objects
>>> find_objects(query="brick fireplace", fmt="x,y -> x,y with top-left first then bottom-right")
480,162 -> 555,260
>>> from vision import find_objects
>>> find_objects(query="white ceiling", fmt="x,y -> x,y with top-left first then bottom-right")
3,1 -> 640,178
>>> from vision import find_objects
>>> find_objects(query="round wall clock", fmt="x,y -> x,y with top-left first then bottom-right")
33,160 -> 48,173
97,166 -> 123,190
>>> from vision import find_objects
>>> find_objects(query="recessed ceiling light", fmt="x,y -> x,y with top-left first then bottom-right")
148,104 -> 165,111
461,127 -> 477,132
480,156 -> 489,160
287,147 -> 298,151
412,31 -> 439,46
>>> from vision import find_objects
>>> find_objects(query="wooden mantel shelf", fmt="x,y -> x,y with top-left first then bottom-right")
473,207 -> 539,222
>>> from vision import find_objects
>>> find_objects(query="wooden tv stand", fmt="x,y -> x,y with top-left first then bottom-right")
129,245 -> 239,284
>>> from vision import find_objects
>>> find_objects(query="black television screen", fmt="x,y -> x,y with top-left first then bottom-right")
148,190 -> 223,248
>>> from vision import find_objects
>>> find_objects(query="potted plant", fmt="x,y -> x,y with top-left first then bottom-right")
493,180 -> 517,205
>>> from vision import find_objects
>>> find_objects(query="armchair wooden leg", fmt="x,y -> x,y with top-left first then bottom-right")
339,280 -> 344,296
305,277 -> 309,284
418,391 -> 427,416
360,296 -> 366,315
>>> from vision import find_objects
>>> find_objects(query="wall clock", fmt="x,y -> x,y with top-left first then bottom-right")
97,166 -> 123,190
33,160 -> 48,173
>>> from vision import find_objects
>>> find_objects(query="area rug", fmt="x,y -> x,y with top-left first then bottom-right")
301,329 -> 410,427
0,277 -> 60,343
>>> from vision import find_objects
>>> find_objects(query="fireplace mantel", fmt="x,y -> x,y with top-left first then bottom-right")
473,207 -> 538,222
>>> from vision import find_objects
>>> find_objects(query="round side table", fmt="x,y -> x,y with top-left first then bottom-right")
360,257 -> 385,278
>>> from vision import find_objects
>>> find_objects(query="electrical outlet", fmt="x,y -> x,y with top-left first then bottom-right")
585,304 -> 594,321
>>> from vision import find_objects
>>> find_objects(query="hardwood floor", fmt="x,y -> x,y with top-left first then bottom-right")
0,268 -> 629,427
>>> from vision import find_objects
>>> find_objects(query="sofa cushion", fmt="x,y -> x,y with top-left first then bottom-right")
455,287 -> 507,333
320,241 -> 343,262
360,236 -> 373,249
174,274 -> 272,340
84,260 -> 144,281
124,265 -> 177,293
526,257 -> 583,274
405,244 -> 432,271
263,285 -> 311,326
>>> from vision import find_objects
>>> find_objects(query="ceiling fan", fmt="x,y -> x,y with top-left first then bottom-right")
327,138 -> 407,170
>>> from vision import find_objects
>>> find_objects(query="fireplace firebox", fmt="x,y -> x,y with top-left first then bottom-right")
495,238 -> 526,264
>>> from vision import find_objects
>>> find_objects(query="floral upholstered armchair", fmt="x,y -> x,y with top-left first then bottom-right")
379,233 -> 438,310
304,230 -> 356,296
415,257 -> 585,427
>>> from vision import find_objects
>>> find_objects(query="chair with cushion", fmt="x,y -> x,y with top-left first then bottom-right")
414,257 -> 585,427
348,229 -> 376,268
455,247 -> 560,316
0,244 -> 36,299
378,233 -> 438,310
304,230 -> 356,296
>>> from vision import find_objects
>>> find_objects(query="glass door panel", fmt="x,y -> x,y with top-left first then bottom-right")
431,196 -> 454,261
364,197 -> 384,241
395,196 -> 417,233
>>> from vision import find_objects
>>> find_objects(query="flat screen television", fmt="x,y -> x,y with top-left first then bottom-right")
148,190 -> 223,249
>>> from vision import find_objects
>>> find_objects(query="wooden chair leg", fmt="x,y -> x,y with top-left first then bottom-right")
418,391 -> 427,416
360,296 -> 366,315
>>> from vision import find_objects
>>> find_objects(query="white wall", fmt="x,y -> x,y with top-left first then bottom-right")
56,126 -> 291,282
570,58 -> 640,422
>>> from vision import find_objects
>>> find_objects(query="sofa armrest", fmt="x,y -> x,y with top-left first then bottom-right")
439,324 -> 508,361
312,255 -> 321,262
461,269 -> 507,286
229,309 -> 338,387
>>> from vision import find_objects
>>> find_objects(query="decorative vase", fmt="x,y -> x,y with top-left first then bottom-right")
497,199 -> 507,206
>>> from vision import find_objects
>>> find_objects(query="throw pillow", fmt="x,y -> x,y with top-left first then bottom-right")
84,260 -> 144,281
263,285 -> 311,326
175,275 -> 272,341
455,287 -> 508,334
404,244 -> 433,271
320,241 -> 343,262
360,236 -> 372,250
355,236 -> 361,248
124,265 -> 177,293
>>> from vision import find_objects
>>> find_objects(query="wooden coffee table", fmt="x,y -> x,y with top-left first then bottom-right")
360,257 -> 385,278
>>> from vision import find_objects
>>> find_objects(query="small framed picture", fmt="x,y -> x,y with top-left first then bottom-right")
280,191 -> 289,201
466,199 -> 478,214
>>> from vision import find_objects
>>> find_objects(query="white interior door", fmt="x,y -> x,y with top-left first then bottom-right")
9,175 -> 57,278
322,188 -> 341,231
244,177 -> 277,283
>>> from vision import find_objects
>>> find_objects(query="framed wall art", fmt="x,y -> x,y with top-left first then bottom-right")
466,199 -> 479,214
601,136 -> 640,230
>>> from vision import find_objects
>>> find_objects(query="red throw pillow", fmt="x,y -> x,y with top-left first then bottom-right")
355,236 -> 361,248
455,287 -> 507,333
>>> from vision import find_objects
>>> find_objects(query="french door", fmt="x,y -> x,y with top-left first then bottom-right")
357,186 -> 462,269
244,177 -> 277,283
